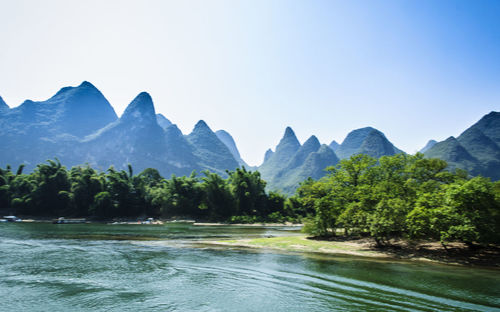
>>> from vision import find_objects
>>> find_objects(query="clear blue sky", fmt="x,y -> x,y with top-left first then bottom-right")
1,0 -> 499,166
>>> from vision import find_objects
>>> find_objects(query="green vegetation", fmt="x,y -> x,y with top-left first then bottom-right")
296,153 -> 500,247
0,160 -> 298,222
1,152 -> 499,250
218,236 -> 376,255
424,111 -> 500,181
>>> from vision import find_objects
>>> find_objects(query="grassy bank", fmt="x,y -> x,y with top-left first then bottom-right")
206,235 -> 500,268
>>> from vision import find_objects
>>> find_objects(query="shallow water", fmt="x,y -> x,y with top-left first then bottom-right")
0,223 -> 499,311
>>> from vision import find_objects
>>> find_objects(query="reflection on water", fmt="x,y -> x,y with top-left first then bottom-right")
0,223 -> 499,312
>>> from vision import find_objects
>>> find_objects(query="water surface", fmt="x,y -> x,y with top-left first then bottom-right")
1,223 -> 499,311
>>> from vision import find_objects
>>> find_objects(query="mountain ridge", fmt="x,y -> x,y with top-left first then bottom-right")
1,82 -> 498,194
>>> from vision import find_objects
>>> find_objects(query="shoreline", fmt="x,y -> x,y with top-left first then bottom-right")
201,235 -> 500,269
16,218 -> 303,227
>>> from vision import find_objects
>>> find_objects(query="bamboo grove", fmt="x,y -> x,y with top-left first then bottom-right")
0,160 -> 297,223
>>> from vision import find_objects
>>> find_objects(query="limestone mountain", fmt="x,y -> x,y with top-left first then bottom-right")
276,144 -> 339,194
419,140 -> 437,153
0,96 -> 8,111
329,140 -> 340,152
467,111 -> 500,145
335,127 -> 403,159
163,124 -> 201,174
156,114 -> 172,130
259,129 -> 339,194
77,92 -> 175,173
215,130 -> 249,168
284,135 -> 321,171
186,121 -> 239,175
263,149 -> 274,163
425,137 -> 478,172
0,82 -> 241,177
424,111 -> 500,180
0,81 -> 118,170
258,127 -> 301,182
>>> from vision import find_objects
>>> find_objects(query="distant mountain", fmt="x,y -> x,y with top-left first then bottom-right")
285,135 -> 321,171
424,111 -> 500,180
156,114 -> 172,130
419,140 -> 437,153
263,149 -> 274,163
0,81 -> 117,138
2,82 -> 498,192
467,111 -> 500,145
335,127 -> 403,159
277,144 -> 339,194
215,130 -> 249,168
0,96 -> 8,111
187,121 -> 239,175
259,128 -> 339,194
259,127 -> 301,182
329,140 -> 340,152
0,81 -> 118,170
0,82 -> 241,177
77,92 -> 177,173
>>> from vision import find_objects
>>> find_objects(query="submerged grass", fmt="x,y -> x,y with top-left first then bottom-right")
216,235 -> 380,257
211,235 -> 500,268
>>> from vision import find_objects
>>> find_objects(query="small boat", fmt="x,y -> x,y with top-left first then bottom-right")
3,216 -> 22,222
52,217 -> 87,224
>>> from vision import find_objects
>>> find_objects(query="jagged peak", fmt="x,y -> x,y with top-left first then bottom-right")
79,81 -> 96,88
328,140 -> 340,151
121,92 -> 156,122
303,135 -> 320,147
419,139 -> 437,153
278,126 -> 299,145
52,81 -> 99,98
283,126 -> 297,138
192,120 -> 212,132
0,95 -> 8,110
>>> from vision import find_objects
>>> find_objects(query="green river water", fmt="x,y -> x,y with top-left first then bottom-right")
0,223 -> 499,311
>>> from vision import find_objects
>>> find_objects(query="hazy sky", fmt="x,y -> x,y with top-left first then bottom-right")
1,0 -> 499,166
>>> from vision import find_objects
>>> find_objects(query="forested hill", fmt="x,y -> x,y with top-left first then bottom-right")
424,111 -> 500,180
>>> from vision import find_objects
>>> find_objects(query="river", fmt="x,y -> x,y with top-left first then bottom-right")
0,223 -> 499,311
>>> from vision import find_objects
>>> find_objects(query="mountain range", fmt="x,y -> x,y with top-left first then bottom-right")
0,82 -> 239,177
423,111 -> 500,181
258,126 -> 404,193
1,82 -> 498,193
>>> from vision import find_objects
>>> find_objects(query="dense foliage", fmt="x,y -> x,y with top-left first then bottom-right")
296,153 -> 500,247
0,160 -> 296,222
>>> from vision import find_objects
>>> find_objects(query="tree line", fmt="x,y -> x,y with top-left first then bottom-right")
297,153 -> 500,247
1,154 -> 499,247
0,159 -> 298,222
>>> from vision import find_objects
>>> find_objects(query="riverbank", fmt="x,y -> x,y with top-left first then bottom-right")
203,235 -> 500,268
16,218 -> 302,227
193,222 -> 302,227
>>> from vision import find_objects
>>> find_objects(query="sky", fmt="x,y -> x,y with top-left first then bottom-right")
0,0 -> 499,166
